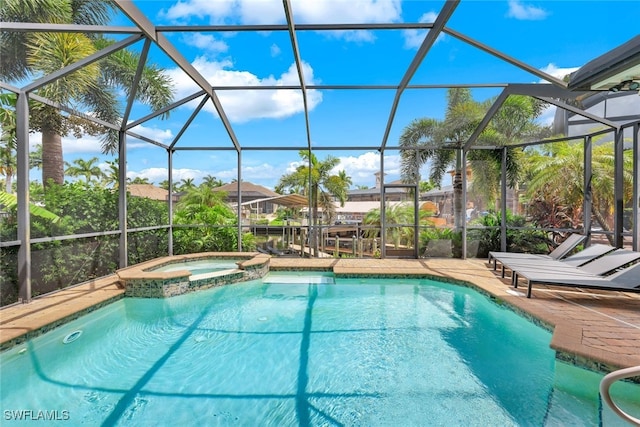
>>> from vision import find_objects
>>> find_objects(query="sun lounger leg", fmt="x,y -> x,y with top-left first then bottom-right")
488,254 -> 497,270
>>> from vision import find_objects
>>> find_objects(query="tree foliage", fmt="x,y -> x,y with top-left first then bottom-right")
0,0 -> 174,186
399,89 -> 549,228
524,139 -> 634,243
172,185 -> 255,253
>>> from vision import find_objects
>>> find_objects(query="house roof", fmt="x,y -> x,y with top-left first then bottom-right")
347,179 -> 407,196
238,194 -> 308,208
213,182 -> 280,198
127,184 -> 169,201
335,201 -> 408,214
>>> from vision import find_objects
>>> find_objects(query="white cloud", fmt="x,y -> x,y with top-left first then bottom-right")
237,0 -> 284,25
162,0 -> 402,39
168,58 -> 322,122
182,33 -> 229,54
338,152 -> 402,187
30,124 -> 174,158
160,0 -> 235,24
59,134 -> 103,154
284,159 -> 304,174
403,12 -> 440,49
243,162 -> 282,180
127,167 -> 208,184
289,0 -> 401,24
506,0 -> 548,20
281,152 -> 402,189
537,64 -> 580,126
127,124 -> 174,145
270,43 -> 281,57
333,152 -> 380,184
325,29 -> 377,43
125,152 -> 406,190
539,63 -> 578,82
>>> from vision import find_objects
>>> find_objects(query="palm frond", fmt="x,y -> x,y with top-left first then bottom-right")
0,190 -> 61,223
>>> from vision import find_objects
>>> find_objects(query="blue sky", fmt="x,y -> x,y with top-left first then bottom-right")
37,0 -> 640,190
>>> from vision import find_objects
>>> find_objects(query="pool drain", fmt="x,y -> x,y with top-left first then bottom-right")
63,330 -> 83,344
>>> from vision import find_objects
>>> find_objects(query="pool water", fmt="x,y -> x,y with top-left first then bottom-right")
150,259 -> 241,276
1,273 -> 638,426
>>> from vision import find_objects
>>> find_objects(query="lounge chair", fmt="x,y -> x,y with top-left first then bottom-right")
266,246 -> 285,256
496,243 -> 615,280
512,249 -> 640,297
515,261 -> 640,298
488,233 -> 587,270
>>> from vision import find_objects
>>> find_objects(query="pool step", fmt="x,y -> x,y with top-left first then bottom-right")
263,273 -> 335,284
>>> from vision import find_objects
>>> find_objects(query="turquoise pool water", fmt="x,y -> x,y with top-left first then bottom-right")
1,273 -> 638,426
150,259 -> 241,276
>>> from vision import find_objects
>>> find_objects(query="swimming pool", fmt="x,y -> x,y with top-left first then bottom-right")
1,273 -> 638,426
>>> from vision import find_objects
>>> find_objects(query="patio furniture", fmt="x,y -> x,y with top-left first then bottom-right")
512,250 -> 640,298
496,243 -> 615,280
488,233 -> 587,270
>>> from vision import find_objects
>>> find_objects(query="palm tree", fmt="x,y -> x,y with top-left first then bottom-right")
64,157 -> 103,184
0,0 -> 174,187
29,144 -> 43,171
0,190 -> 60,223
101,159 -> 119,188
178,185 -> 226,210
0,146 -> 16,193
467,95 -> 549,207
419,180 -> 435,193
201,175 -> 224,188
277,150 -> 351,254
158,179 -> 172,191
525,139 -> 633,244
400,89 -> 485,229
363,203 -> 415,249
0,93 -> 17,193
400,88 -> 547,228
179,178 -> 196,191
130,176 -> 151,185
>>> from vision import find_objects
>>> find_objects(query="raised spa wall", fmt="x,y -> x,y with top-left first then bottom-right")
116,252 -> 270,298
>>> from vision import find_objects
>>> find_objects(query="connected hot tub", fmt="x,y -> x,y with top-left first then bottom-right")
116,252 -> 270,298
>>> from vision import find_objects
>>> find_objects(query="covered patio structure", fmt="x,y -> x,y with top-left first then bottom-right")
1,1 -> 638,304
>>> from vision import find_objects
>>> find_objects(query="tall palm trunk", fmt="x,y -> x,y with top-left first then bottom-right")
311,185 -> 319,257
1,155 -> 13,193
42,128 -> 63,187
453,169 -> 463,229
592,201 -> 615,246
4,174 -> 12,193
453,151 -> 464,229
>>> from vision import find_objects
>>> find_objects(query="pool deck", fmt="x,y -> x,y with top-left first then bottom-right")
1,258 -> 639,374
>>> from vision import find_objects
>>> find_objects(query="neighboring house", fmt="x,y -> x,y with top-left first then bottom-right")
347,172 -> 410,202
334,200 -> 412,225
127,184 -> 174,202
213,181 -> 281,215
420,166 -> 524,224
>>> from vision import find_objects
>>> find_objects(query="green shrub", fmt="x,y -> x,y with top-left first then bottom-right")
467,210 -> 549,258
